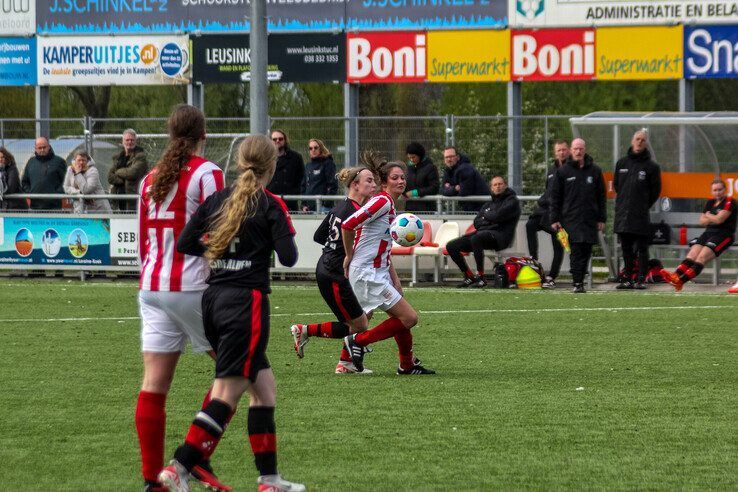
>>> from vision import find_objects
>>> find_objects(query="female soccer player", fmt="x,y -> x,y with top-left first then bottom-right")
158,135 -> 304,492
340,157 -> 435,375
136,105 -> 229,492
290,166 -> 376,374
662,179 -> 735,291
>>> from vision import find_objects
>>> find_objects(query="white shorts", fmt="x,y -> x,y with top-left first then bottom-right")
139,290 -> 212,353
348,265 -> 402,313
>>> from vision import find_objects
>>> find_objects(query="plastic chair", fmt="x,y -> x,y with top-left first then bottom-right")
414,222 -> 460,284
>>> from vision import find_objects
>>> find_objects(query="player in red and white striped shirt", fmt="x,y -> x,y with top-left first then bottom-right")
341,157 -> 435,375
135,105 -> 229,492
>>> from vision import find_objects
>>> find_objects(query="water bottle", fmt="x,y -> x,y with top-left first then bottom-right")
679,224 -> 687,245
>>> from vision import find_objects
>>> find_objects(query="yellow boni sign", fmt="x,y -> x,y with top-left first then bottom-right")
428,30 -> 510,83
597,26 -> 683,80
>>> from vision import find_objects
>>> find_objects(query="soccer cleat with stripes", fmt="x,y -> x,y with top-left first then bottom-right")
397,358 -> 436,375
343,334 -> 365,373
335,360 -> 373,375
158,460 -> 190,492
290,324 -> 308,359
257,474 -> 306,492
191,462 -> 232,492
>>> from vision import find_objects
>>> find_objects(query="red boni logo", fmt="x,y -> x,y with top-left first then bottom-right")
512,29 -> 595,81
347,31 -> 427,84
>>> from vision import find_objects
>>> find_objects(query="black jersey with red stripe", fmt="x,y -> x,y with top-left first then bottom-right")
177,187 -> 296,291
313,197 -> 361,276
704,196 -> 736,234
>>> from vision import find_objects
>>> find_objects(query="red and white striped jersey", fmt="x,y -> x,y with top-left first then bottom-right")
138,156 -> 225,292
341,191 -> 395,270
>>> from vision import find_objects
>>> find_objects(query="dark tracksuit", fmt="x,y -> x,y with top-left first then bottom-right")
266,148 -> 305,211
614,147 -> 661,282
550,155 -> 606,285
526,159 -> 565,279
447,188 -> 521,277
441,156 -> 490,212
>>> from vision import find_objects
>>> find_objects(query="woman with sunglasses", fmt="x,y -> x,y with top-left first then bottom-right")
302,138 -> 337,214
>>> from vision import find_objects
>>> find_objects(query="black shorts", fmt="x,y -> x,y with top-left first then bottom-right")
316,262 -> 363,322
202,285 -> 271,382
689,231 -> 734,257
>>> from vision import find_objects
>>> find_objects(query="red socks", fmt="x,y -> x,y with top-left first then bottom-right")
306,321 -> 350,339
394,329 -> 414,370
355,317 -> 405,346
135,391 -> 167,483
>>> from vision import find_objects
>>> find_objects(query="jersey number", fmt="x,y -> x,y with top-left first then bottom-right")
148,182 -> 178,220
327,215 -> 342,244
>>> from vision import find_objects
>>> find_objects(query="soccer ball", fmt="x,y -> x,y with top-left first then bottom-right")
390,213 -> 424,247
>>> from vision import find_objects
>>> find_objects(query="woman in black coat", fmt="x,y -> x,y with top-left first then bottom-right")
0,147 -> 23,210
403,142 -> 439,213
302,138 -> 338,213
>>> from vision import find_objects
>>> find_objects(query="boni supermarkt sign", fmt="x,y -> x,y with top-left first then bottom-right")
37,36 -> 190,85
510,0 -> 738,27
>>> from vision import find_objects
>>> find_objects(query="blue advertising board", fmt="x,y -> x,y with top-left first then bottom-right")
346,0 -> 507,29
0,38 -> 37,86
684,25 -> 738,79
0,217 -> 110,266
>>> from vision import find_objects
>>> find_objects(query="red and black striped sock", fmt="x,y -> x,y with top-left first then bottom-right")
355,317 -> 405,346
464,269 -> 474,279
394,328 -> 414,370
306,321 -> 350,339
135,391 -> 167,483
679,262 -> 703,284
676,258 -> 695,276
248,406 -> 278,476
174,399 -> 233,471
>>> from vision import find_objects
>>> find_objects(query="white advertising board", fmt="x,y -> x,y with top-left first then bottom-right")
1,0 -> 35,35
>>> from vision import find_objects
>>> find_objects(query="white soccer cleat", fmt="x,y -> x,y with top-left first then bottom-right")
335,360 -> 373,375
158,460 -> 190,492
257,474 -> 306,492
290,324 -> 308,358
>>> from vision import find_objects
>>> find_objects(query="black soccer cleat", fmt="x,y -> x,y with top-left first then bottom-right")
616,280 -> 634,290
457,276 -> 475,288
573,283 -> 586,294
397,363 -> 436,375
472,276 -> 487,288
633,281 -> 647,290
343,334 -> 365,373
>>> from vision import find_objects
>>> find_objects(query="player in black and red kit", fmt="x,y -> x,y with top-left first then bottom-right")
158,135 -> 305,492
662,179 -> 736,291
290,166 -> 377,374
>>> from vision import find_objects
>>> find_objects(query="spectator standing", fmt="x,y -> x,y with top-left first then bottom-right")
267,129 -> 304,211
441,146 -> 489,212
614,130 -> 661,290
0,146 -> 23,210
63,151 -> 112,213
550,138 -> 606,293
447,175 -> 521,288
302,138 -> 337,213
403,142 -> 439,213
526,140 -> 569,288
21,137 -> 67,210
109,129 -> 149,211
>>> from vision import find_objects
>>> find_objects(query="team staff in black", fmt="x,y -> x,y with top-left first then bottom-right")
550,138 -> 606,294
403,142 -> 439,212
441,146 -> 490,212
447,175 -> 521,288
290,166 -> 377,374
267,129 -> 305,211
526,139 -> 569,288
614,130 -> 662,290
662,179 -> 736,291
159,135 -> 305,492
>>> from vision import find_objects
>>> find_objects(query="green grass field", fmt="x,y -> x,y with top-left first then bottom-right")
2,280 -> 737,491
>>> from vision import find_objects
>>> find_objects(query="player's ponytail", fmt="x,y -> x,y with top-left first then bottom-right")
360,150 -> 405,185
150,104 -> 205,204
205,135 -> 277,260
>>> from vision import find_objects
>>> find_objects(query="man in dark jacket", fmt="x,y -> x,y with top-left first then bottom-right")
21,137 -> 67,210
447,175 -> 521,288
0,146 -> 23,210
404,142 -> 439,213
108,129 -> 148,211
550,138 -> 606,293
614,130 -> 662,290
526,139 -> 569,288
268,129 -> 305,211
441,146 -> 489,212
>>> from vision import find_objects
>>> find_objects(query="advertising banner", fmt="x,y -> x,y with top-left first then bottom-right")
1,0 -> 35,35
0,37 -> 36,86
192,33 -> 345,84
684,25 -> 738,79
427,30 -> 510,83
603,172 -> 738,199
509,0 -> 738,28
596,26 -> 682,80
346,0 -> 507,30
37,36 -> 190,86
36,0 -> 343,34
511,28 -> 595,81
0,217 -> 110,266
346,31 -> 426,84
109,218 -> 139,267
